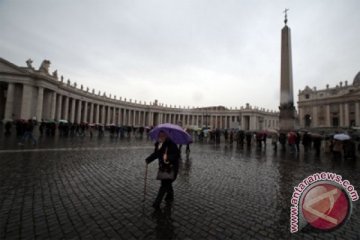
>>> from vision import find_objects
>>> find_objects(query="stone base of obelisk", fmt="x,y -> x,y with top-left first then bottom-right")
279,104 -> 296,133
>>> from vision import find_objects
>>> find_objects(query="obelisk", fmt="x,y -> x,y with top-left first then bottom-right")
279,9 -> 296,132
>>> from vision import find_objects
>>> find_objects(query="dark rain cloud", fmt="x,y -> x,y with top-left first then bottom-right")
1,0 -> 359,110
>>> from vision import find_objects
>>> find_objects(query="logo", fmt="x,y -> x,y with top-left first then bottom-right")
290,172 -> 358,233
302,183 -> 350,231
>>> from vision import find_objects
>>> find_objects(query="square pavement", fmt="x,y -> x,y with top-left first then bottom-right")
0,136 -> 359,239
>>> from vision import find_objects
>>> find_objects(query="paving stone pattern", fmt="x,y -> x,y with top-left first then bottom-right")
0,136 -> 359,239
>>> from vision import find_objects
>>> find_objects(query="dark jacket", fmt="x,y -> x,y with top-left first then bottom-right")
146,138 -> 180,179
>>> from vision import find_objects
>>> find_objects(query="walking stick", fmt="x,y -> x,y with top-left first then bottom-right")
143,163 -> 148,202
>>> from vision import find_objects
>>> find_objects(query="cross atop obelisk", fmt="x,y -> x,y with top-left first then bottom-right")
283,8 -> 289,25
279,9 -> 296,133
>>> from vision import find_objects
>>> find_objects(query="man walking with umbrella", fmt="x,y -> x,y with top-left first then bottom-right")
146,131 -> 180,210
145,123 -> 192,210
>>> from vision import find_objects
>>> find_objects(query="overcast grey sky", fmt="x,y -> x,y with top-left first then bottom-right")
1,0 -> 359,111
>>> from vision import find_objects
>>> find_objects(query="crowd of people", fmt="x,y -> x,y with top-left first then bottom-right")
189,127 -> 359,160
2,120 -> 360,160
3,119 -> 152,144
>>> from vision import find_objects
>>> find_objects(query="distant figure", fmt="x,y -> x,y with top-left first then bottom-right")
272,134 -> 278,151
312,136 -> 322,156
224,130 -> 229,143
246,132 -> 252,147
256,132 -> 263,148
4,121 -> 12,136
19,120 -> 37,145
186,144 -> 191,157
229,131 -> 234,145
343,140 -> 356,160
287,132 -> 296,153
237,131 -> 245,146
215,129 -> 221,144
295,132 -> 300,152
279,133 -> 286,150
332,140 -> 343,160
262,132 -> 267,148
302,132 -> 311,152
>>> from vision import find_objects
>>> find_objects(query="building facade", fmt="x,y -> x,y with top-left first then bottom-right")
0,58 -> 279,130
297,72 -> 360,129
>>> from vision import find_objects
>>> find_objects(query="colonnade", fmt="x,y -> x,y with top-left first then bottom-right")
0,58 -> 279,130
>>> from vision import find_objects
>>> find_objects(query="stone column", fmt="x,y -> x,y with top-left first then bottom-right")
148,112 -> 152,126
89,103 -> 94,123
339,104 -> 344,127
106,106 -> 111,125
70,98 -> 76,122
134,111 -> 140,126
83,101 -> 88,123
312,106 -> 318,128
49,92 -> 57,120
20,84 -> 33,120
56,95 -> 62,120
325,105 -> 331,127
36,87 -> 44,121
133,111 -> 140,126
126,109 -> 129,125
354,102 -> 360,127
4,83 -> 15,121
142,111 -> 146,126
117,108 -> 121,125
132,110 -> 136,126
241,116 -> 245,130
158,112 -> 161,124
76,100 -> 82,123
111,107 -> 116,124
157,113 -> 161,125
128,109 -> 132,126
344,103 -> 349,127
123,109 -> 127,125
64,96 -> 69,120
355,102 -> 360,127
101,105 -> 106,124
95,104 -> 100,123
249,115 -> 256,130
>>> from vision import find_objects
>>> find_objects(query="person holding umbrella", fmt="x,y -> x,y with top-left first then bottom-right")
145,123 -> 192,210
145,131 -> 180,210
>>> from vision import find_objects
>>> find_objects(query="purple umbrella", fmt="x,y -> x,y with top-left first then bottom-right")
149,123 -> 193,144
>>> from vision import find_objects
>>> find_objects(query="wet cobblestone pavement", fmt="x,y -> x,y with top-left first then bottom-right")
0,134 -> 359,239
